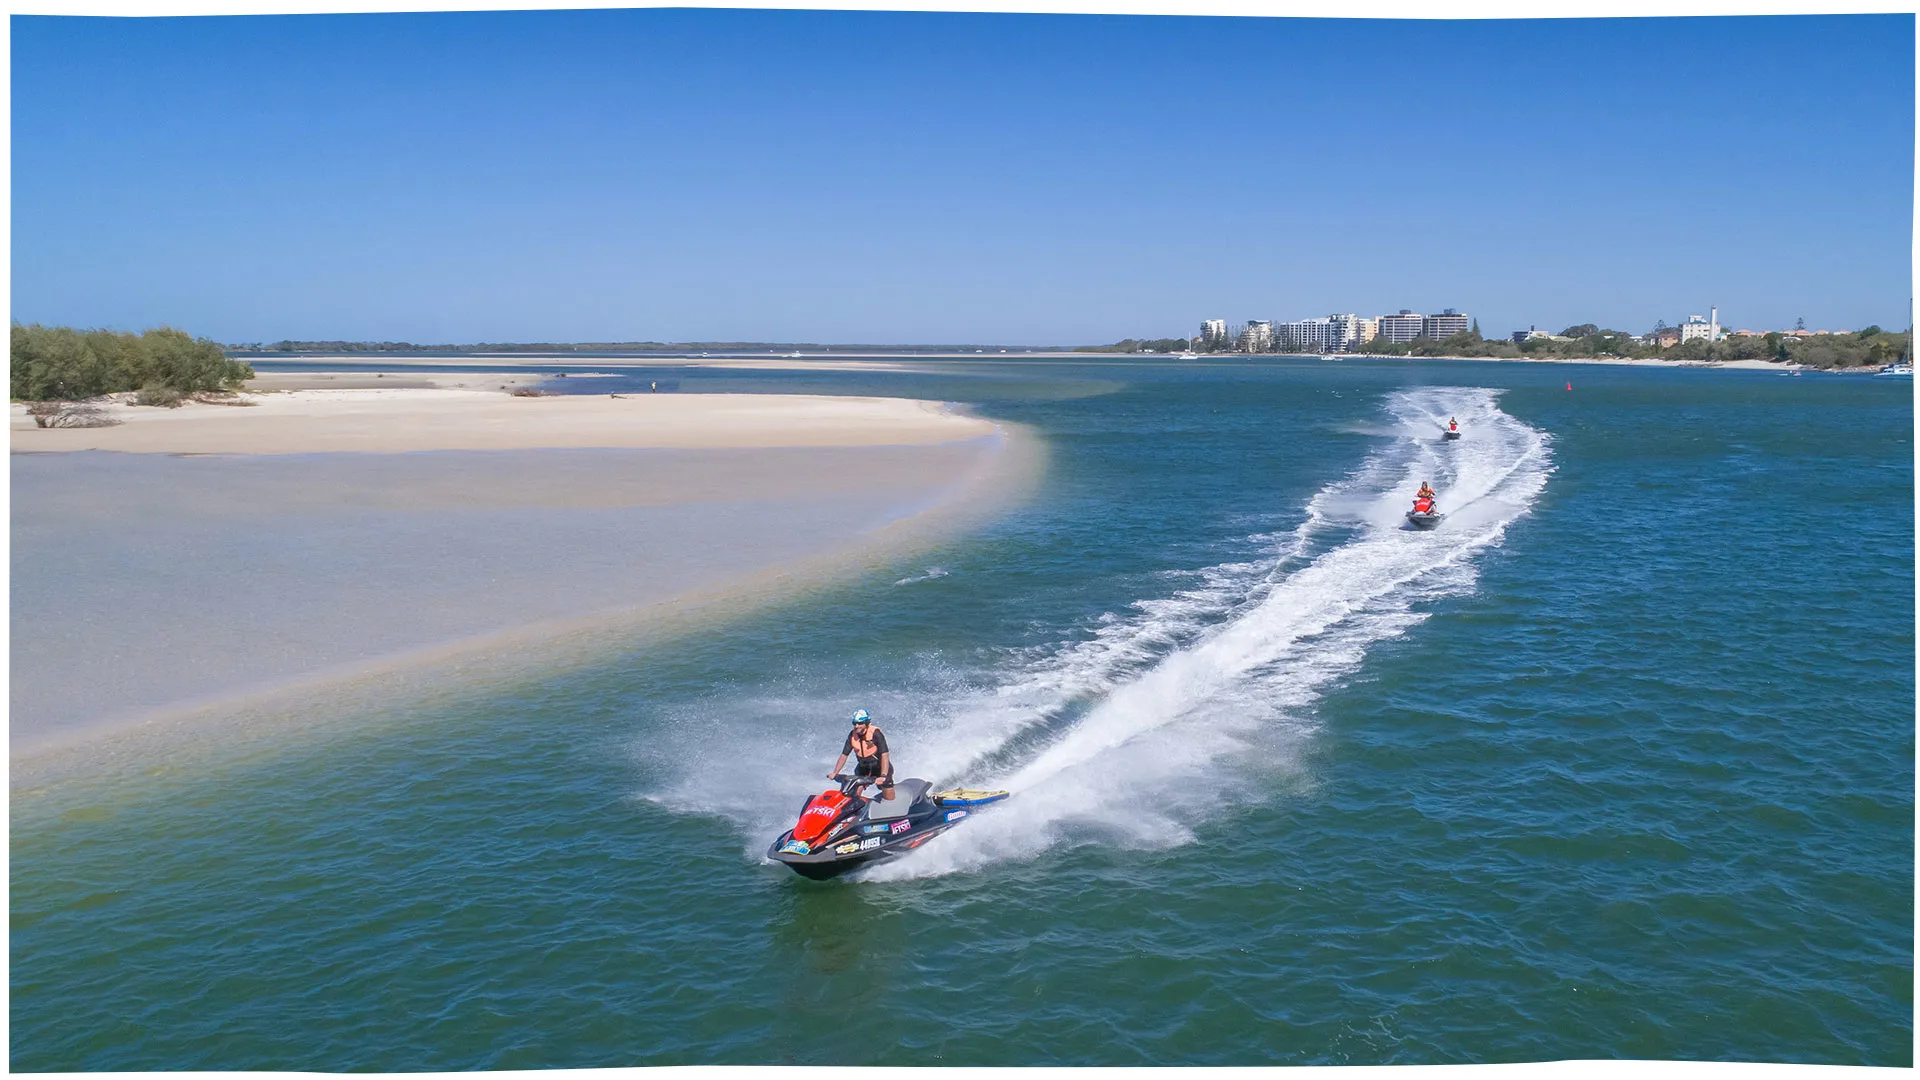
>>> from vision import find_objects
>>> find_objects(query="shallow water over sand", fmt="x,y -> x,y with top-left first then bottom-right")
11,358 -> 1912,1067
11,440 -> 1006,754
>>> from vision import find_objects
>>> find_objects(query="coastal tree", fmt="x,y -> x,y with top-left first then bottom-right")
11,323 -> 254,401
1078,337 -> 1191,353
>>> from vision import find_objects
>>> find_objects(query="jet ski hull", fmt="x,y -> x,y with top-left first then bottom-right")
768,786 -> 1006,879
768,816 -> 965,879
1443,430 -> 1462,440
1407,511 -> 1444,530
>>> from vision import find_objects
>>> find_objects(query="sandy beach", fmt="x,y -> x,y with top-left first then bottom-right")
11,386 -> 996,455
11,386 -> 1035,771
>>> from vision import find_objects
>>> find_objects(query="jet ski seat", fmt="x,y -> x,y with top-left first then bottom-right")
865,778 -> 931,821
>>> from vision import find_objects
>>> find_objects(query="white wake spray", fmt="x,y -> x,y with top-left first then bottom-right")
640,387 -> 1552,879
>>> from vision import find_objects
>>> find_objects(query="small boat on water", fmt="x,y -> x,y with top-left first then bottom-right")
1178,349 -> 1199,360
1875,361 -> 1912,377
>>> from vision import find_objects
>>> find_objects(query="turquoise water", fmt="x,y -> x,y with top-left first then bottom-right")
11,359 -> 1913,1067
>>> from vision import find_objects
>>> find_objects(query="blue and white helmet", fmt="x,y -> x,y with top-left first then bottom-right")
850,709 -> 872,726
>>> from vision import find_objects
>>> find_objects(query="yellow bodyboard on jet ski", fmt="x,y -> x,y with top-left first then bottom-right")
931,788 -> 1010,807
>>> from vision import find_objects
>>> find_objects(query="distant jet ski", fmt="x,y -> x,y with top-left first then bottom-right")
768,775 -> 1008,880
1442,429 -> 1462,441
1407,495 -> 1444,530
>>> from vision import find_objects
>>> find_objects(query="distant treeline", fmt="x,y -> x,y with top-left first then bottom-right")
1075,338 -> 1191,353
12,324 -> 255,401
222,330 -> 1912,369
1347,325 -> 1909,369
237,340 -> 1053,354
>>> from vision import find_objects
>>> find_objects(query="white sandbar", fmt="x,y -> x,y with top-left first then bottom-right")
10,389 -> 994,455
10,387 -> 1034,772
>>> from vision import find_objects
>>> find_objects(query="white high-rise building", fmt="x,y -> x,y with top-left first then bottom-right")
1377,310 -> 1425,344
1240,320 -> 1275,353
1277,318 -> 1335,353
1325,314 -> 1363,353
1200,319 -> 1229,347
1276,319 -> 1313,353
1680,314 -> 1715,342
1424,309 -> 1470,339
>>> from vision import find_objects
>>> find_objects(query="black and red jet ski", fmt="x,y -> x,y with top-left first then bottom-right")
1407,495 -> 1444,529
768,774 -> 1008,880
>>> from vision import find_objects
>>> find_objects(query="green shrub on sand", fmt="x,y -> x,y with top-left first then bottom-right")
11,323 -> 254,402
134,384 -> 184,408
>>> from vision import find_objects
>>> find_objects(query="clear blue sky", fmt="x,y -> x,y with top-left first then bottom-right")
12,10 -> 1914,344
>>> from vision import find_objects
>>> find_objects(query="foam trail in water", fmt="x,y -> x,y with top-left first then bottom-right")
640,387 -> 1551,879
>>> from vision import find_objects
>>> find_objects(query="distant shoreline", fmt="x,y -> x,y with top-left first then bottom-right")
1315,353 -> 1809,372
221,350 -> 1849,373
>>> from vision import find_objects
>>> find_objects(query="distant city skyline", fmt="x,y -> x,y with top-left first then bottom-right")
1190,299 -> 1881,351
12,10 -> 1913,344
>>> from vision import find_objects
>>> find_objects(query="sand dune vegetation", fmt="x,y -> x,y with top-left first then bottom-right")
10,322 -> 254,402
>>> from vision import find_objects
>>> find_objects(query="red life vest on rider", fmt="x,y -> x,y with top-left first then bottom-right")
843,725 -> 891,783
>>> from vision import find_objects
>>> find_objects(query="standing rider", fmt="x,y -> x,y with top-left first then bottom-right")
830,709 -> 896,802
1448,417 -> 1458,432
